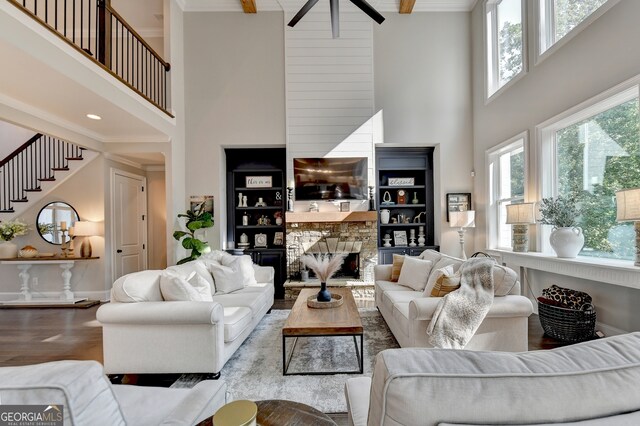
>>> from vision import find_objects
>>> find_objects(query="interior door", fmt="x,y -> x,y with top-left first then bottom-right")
113,170 -> 147,280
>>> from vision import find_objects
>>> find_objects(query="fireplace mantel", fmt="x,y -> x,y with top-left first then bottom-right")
286,211 -> 377,223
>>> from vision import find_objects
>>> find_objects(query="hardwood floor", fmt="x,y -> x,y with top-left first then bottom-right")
0,302 -> 565,426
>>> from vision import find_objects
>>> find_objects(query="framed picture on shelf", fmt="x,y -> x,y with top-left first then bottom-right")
273,232 -> 284,246
340,201 -> 350,212
246,176 -> 272,188
388,177 -> 415,186
446,193 -> 471,222
393,230 -> 407,247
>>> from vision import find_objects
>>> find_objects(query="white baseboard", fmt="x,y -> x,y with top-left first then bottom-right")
0,290 -> 109,303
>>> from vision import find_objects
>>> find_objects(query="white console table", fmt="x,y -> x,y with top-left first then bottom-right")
0,257 -> 98,305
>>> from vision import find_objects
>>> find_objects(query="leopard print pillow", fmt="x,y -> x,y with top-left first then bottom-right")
542,285 -> 592,310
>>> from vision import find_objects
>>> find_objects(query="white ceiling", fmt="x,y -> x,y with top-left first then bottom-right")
113,0 -> 477,34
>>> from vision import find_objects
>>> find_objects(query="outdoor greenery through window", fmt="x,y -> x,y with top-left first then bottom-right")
486,0 -> 523,97
539,0 -> 610,55
488,138 -> 525,249
556,96 -> 640,259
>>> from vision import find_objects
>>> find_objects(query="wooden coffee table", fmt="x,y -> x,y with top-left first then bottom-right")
282,287 -> 363,375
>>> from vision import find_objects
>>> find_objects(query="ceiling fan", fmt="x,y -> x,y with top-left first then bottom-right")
287,0 -> 385,39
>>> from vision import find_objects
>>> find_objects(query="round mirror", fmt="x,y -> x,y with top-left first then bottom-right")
36,202 -> 80,245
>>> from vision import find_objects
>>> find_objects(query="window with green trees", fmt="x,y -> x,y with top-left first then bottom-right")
486,0 -> 524,97
539,0 -> 611,55
551,91 -> 640,259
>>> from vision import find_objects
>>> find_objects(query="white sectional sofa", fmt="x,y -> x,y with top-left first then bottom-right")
375,250 -> 533,351
346,332 -> 640,426
97,251 -> 274,377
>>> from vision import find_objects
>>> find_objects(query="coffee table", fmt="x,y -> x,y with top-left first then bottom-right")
282,287 -> 363,375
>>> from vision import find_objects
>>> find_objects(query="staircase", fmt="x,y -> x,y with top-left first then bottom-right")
0,133 -> 95,218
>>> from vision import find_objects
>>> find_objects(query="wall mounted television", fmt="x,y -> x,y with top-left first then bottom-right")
294,157 -> 368,201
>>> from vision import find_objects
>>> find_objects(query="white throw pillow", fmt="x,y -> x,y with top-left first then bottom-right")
160,271 -> 213,301
165,260 -> 216,294
423,264 -> 455,297
208,263 -> 245,294
396,257 -> 434,291
221,255 -> 257,287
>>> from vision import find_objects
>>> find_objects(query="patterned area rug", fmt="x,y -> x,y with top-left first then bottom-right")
173,308 -> 398,413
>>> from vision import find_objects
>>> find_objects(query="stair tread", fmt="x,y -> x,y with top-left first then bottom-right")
65,157 -> 84,160
10,199 -> 28,203
24,188 -> 42,192
38,178 -> 56,181
51,167 -> 69,171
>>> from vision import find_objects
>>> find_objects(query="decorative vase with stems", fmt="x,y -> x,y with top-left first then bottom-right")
300,253 -> 346,302
0,219 -> 29,259
539,195 -> 584,258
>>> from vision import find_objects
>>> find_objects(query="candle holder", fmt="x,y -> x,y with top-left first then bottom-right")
287,187 -> 294,212
368,186 -> 375,211
60,229 -> 68,257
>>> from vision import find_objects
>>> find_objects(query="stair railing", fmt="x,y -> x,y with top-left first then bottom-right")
0,134 -> 84,213
9,0 -> 171,115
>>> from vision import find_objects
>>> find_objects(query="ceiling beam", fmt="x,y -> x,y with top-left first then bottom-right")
399,0 -> 416,14
240,0 -> 257,13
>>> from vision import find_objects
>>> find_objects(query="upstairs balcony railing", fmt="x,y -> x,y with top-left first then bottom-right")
9,0 -> 172,115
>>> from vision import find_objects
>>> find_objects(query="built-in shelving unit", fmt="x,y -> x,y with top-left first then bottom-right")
375,147 -> 439,263
226,148 -> 287,298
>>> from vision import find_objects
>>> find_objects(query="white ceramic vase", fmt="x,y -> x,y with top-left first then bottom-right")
549,227 -> 584,258
0,241 -> 18,259
380,209 -> 390,224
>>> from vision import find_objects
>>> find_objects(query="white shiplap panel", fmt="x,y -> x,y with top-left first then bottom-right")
285,11 -> 375,186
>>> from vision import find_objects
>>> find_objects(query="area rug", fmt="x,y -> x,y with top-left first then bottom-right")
172,308 -> 398,413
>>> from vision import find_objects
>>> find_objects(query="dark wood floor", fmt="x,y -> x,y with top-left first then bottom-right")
0,302 -> 564,425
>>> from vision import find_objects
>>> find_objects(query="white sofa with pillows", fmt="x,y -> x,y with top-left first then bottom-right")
345,332 -> 640,426
375,250 -> 533,351
97,251 -> 274,377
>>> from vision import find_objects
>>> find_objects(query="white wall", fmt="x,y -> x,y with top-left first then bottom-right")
471,0 -> 640,332
0,120 -> 36,160
374,12 -> 474,256
183,12 -> 286,249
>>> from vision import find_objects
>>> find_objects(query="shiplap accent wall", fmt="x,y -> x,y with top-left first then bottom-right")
284,3 -> 375,193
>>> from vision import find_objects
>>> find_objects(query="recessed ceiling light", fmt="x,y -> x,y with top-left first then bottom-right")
86,114 -> 102,120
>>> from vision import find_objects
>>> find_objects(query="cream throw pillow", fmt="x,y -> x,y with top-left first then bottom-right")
221,255 -> 257,287
208,263 -> 245,294
160,271 -> 213,302
423,264 -> 455,297
397,257 -> 434,291
430,270 -> 461,297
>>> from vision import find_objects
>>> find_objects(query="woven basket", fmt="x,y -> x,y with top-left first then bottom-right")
538,300 -> 596,343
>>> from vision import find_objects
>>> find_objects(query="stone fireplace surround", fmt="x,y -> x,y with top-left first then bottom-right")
285,212 -> 378,287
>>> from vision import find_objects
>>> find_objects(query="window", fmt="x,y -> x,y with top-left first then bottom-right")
538,0 -> 615,57
487,134 -> 526,249
486,0 -> 525,98
539,84 -> 640,260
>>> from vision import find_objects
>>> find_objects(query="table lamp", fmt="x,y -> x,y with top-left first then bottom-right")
615,188 -> 640,266
73,221 -> 102,258
505,203 -> 536,252
450,210 -> 475,260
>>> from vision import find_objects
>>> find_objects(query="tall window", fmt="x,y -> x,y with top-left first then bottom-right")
539,0 -> 612,56
487,135 -> 526,249
540,85 -> 640,259
486,0 -> 525,98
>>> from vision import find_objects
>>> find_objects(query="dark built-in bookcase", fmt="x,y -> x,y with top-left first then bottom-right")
375,147 -> 439,263
226,148 -> 286,298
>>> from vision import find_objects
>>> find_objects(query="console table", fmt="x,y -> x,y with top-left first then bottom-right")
0,257 -> 98,305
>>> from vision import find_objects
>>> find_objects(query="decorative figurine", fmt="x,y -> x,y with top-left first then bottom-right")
418,226 -> 426,247
409,229 -> 417,247
238,192 -> 244,207
242,212 -> 249,226
275,191 -> 283,206
242,195 -> 248,207
368,186 -> 375,211
383,233 -> 392,247
412,192 -> 419,204
382,191 -> 393,205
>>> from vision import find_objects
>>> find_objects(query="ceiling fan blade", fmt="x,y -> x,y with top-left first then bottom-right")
330,0 -> 340,38
287,0 -> 321,28
349,0 -> 385,24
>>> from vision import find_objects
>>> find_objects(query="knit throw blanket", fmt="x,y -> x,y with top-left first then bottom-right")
427,258 -> 495,349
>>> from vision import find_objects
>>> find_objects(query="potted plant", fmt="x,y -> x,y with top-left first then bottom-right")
538,195 -> 584,258
173,202 -> 214,265
0,219 -> 30,259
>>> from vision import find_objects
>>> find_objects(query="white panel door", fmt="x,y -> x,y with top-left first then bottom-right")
113,171 -> 147,280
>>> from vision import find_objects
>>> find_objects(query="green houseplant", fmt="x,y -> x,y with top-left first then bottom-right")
0,219 -> 30,259
538,195 -> 584,258
173,203 -> 214,265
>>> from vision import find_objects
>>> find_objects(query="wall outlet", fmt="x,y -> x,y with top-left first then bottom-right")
32,277 -> 39,287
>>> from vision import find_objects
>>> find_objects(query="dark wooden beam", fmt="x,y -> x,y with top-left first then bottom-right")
399,0 -> 416,14
241,0 -> 257,13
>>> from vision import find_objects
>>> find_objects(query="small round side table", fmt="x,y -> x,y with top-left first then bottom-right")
212,400 -> 257,426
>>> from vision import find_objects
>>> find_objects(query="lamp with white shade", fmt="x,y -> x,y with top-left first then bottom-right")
505,203 -> 536,252
615,188 -> 640,266
449,210 -> 475,260
73,221 -> 102,258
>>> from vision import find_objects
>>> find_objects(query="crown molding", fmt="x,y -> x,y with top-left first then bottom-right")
104,153 -> 144,170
